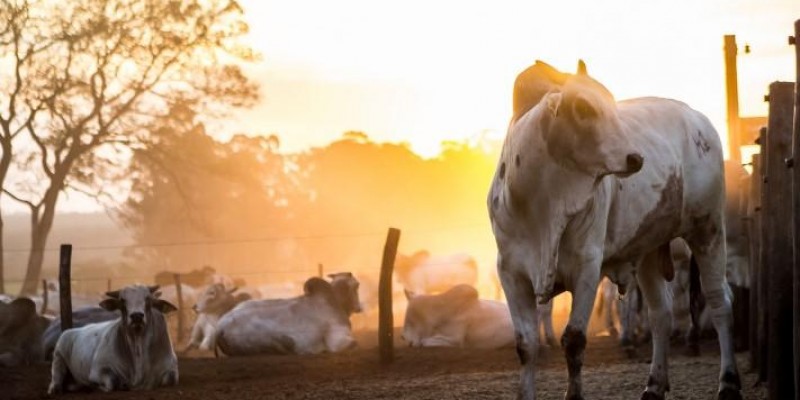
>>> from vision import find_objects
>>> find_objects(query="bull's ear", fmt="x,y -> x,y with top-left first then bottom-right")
573,96 -> 598,120
404,289 -> 416,300
148,285 -> 160,294
105,290 -> 121,299
546,92 -> 562,117
153,299 -> 178,314
99,298 -> 121,312
577,59 -> 587,76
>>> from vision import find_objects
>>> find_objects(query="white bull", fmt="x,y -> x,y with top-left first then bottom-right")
215,272 -> 362,356
487,60 -> 740,399
48,285 -> 178,394
402,284 -> 515,349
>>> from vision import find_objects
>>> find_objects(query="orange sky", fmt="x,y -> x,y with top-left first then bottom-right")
227,0 -> 799,159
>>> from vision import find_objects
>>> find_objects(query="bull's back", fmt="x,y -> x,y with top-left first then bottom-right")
604,98 -> 724,261
217,300 -> 325,355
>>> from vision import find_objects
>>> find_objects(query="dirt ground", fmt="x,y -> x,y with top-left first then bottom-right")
3,331 -> 766,400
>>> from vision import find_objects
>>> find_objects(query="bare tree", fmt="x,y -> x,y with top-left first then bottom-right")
1,0 -> 258,295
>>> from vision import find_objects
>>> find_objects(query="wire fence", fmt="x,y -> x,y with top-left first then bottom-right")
1,222 -> 498,301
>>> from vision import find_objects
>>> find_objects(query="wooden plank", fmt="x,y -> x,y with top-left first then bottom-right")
764,81 -> 796,399
58,244 -> 73,332
173,273 -> 185,342
748,153 -> 762,370
791,18 -> 800,400
378,227 -> 401,364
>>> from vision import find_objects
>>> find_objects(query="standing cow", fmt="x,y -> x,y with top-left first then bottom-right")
215,272 -> 361,356
48,285 -> 178,394
487,60 -> 740,399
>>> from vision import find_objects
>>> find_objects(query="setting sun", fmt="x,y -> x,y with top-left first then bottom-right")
234,0 -> 800,158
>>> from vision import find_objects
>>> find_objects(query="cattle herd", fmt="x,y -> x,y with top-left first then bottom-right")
0,59 -> 755,400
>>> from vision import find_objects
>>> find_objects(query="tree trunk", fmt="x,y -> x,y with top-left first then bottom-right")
19,187 -> 61,296
0,139 -> 13,294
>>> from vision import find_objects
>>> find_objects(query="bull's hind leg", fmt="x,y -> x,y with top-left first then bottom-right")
687,225 -> 742,400
538,300 -> 558,347
637,248 -> 673,400
498,255 -> 540,400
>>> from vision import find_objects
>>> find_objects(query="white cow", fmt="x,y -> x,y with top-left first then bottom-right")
487,60 -> 740,399
48,285 -> 178,394
402,284 -> 514,349
184,283 -> 250,351
394,250 -> 478,294
215,272 -> 362,356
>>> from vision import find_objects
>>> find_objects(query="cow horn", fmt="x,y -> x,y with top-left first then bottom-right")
577,59 -> 588,75
105,290 -> 120,298
148,285 -> 160,293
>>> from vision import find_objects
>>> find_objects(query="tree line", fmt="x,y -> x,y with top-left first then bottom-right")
0,0 -> 501,294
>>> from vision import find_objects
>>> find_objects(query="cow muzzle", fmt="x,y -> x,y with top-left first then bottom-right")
129,312 -> 146,332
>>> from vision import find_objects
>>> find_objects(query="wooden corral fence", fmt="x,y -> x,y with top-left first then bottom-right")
747,18 -> 800,400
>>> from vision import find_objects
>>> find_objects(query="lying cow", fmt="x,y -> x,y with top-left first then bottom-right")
48,285 -> 178,394
394,250 -> 478,294
215,272 -> 361,356
402,284 -> 514,349
487,60 -> 741,399
184,283 -> 251,351
0,297 -> 50,367
42,306 -> 118,360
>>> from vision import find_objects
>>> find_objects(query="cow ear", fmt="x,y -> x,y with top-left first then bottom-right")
573,96 -> 598,120
148,285 -> 160,294
105,290 -> 121,299
99,298 -> 121,312
153,299 -> 178,314
577,59 -> 588,76
546,92 -> 562,118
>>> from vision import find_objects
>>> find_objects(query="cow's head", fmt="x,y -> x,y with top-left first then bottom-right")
328,272 -> 362,315
193,283 -> 237,313
100,285 -> 176,335
539,61 -> 643,178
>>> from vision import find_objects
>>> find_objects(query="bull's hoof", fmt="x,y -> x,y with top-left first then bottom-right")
640,390 -> 665,400
718,387 -> 743,400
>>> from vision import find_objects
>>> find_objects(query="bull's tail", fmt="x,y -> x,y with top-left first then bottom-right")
686,254 -> 705,356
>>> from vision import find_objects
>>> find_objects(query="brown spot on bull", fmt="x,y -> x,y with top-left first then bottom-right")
693,130 -> 711,157
610,173 -> 683,262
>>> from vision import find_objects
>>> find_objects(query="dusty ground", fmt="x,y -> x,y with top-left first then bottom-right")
3,331 -> 765,400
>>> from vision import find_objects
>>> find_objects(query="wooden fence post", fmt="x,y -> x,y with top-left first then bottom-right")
748,153 -> 762,371
764,81 -> 796,399
318,263 -> 324,278
790,18 -> 800,399
173,273 -> 185,342
758,128 -> 770,383
107,278 -> 112,293
40,279 -> 49,315
59,244 -> 73,332
379,227 -> 400,364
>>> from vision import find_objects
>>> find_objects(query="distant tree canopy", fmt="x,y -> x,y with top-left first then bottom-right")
0,0 -> 258,294
121,129 -> 501,278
